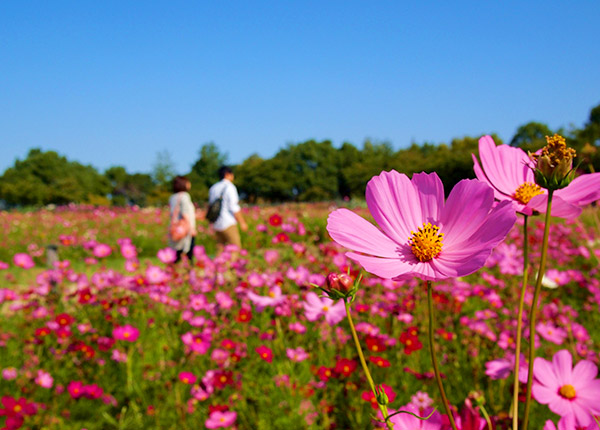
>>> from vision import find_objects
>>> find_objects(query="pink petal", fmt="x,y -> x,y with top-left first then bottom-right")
345,252 -> 413,280
552,350 -> 573,386
555,173 -> 600,206
447,199 -> 516,250
327,209 -> 400,258
570,402 -> 592,427
440,179 -> 495,247
571,360 -> 598,388
431,247 -> 495,279
533,357 -> 560,391
557,414 -> 576,430
528,194 -> 582,219
365,170 -> 422,245
477,135 -> 532,196
547,396 -> 571,417
473,153 -> 512,202
577,380 -> 600,412
532,384 -> 559,405
411,172 -> 445,223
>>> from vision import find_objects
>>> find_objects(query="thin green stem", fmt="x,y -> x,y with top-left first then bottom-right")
427,281 -> 458,430
345,299 -> 394,429
512,214 -> 529,430
522,191 -> 553,430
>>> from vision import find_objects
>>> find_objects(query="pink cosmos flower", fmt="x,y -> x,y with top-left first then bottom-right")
473,135 -> 600,218
181,332 -> 211,354
302,292 -> 346,325
536,322 -> 568,345
34,370 -> 53,388
532,349 -> 600,428
286,347 -> 309,362
178,372 -> 197,384
2,368 -> 17,380
120,242 -> 138,260
327,171 -> 516,281
386,403 -> 442,430
112,325 -> 140,342
246,286 -> 286,308
93,243 -> 112,258
256,345 -> 273,363
13,253 -> 34,269
157,247 -> 177,264
205,410 -> 237,429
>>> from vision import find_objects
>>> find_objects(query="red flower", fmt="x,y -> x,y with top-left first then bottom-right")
334,358 -> 358,377
365,335 -> 387,353
317,366 -> 333,381
236,307 -> 252,323
55,313 -> 74,327
213,371 -> 234,389
268,214 -> 282,227
256,345 -> 273,363
368,356 -> 391,368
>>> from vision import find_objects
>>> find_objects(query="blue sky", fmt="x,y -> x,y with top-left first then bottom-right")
1,1 -> 599,176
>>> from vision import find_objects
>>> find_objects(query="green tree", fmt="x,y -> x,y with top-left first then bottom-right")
509,122 -> 554,152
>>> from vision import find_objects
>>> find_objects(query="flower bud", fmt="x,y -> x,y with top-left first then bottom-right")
531,134 -> 576,191
326,273 -> 353,293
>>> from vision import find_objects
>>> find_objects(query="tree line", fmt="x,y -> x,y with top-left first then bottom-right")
1,104 -> 599,208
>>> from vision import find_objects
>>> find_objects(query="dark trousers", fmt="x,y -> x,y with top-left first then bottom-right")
175,237 -> 195,264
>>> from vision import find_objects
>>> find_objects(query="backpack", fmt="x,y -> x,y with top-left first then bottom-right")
206,188 -> 225,223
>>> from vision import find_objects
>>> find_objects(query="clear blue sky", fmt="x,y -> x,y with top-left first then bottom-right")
1,1 -> 599,176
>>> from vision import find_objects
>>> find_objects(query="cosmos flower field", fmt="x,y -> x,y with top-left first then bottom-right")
1,200 -> 599,430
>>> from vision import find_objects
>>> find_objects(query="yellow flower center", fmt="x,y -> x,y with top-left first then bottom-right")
514,182 -> 543,204
409,223 -> 444,262
559,384 -> 576,399
322,306 -> 329,312
542,134 -> 576,165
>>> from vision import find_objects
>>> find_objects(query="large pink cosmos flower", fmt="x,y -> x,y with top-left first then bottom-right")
473,135 -> 600,218
327,171 -> 516,281
532,349 -> 600,428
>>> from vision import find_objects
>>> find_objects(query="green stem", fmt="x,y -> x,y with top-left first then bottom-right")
345,298 -> 394,429
427,281 -> 458,430
512,214 -> 529,430
522,191 -> 553,430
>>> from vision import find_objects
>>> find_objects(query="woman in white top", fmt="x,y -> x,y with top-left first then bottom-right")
168,176 -> 196,263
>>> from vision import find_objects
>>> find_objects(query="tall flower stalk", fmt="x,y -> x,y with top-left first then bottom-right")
344,296 -> 394,429
511,214 -> 529,430
522,191 -> 554,430
427,281 -> 458,430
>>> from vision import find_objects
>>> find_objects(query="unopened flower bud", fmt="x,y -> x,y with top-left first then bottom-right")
326,273 -> 353,293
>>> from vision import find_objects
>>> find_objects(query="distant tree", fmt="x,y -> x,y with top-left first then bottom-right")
151,150 -> 177,188
0,148 -> 110,206
105,166 -> 154,206
190,142 -> 228,189
236,154 -> 270,203
574,103 -> 600,172
509,122 -> 554,152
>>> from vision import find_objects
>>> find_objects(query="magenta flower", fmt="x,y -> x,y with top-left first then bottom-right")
532,349 -> 600,427
157,247 -> 177,264
13,253 -> 34,269
536,322 -> 568,345
303,292 -> 346,325
256,345 -> 273,363
178,372 -> 197,384
205,410 -> 237,429
112,325 -> 140,342
473,135 -> 600,218
92,243 -> 112,258
34,370 -> 53,389
286,347 -> 309,362
327,171 -> 516,281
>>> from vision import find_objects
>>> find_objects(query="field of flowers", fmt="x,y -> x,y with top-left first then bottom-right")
1,198 -> 599,430
3,133 -> 600,430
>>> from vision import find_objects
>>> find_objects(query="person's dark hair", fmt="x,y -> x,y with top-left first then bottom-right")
172,175 -> 190,193
218,165 -> 233,180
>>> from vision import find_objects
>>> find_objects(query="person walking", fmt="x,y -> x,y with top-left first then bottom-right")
169,175 -> 196,263
208,166 -> 247,249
